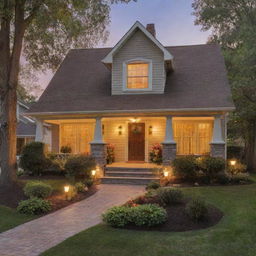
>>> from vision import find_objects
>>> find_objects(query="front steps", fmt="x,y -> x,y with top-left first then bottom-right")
101,166 -> 160,185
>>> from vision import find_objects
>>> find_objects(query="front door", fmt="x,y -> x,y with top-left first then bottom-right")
128,123 -> 145,161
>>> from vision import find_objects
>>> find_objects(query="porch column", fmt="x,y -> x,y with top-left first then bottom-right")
90,117 -> 106,176
210,115 -> 225,158
35,119 -> 44,142
162,116 -> 176,165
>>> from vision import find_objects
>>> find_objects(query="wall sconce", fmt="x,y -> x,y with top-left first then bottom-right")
130,118 -> 140,123
149,125 -> 153,135
118,125 -> 123,135
230,160 -> 236,166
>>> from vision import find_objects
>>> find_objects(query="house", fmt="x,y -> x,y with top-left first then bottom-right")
27,22 -> 234,181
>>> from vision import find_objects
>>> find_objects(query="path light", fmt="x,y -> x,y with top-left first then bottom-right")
64,185 -> 70,200
230,160 -> 236,166
91,170 -> 96,176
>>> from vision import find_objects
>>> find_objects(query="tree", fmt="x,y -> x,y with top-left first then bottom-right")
192,0 -> 256,171
0,0 -> 135,186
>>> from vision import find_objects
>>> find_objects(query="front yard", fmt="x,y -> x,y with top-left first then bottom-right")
42,179 -> 256,256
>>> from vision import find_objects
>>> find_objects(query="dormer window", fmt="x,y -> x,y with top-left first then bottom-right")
123,59 -> 152,92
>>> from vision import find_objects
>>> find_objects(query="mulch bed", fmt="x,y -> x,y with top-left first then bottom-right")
123,199 -> 223,232
0,181 -> 98,211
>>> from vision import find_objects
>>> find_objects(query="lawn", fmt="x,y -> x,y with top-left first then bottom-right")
0,178 -> 67,233
0,205 -> 35,233
42,181 -> 256,256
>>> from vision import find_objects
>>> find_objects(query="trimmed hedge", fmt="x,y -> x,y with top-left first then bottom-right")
157,188 -> 184,205
186,198 -> 208,221
17,198 -> 52,215
24,181 -> 53,199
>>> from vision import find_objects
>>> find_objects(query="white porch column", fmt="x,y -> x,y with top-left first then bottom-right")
210,115 -> 225,158
164,116 -> 175,143
162,116 -> 176,165
35,119 -> 44,142
92,117 -> 104,143
211,115 -> 225,144
90,117 -> 106,176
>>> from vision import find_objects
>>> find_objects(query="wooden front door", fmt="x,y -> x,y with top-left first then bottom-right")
128,123 -> 145,161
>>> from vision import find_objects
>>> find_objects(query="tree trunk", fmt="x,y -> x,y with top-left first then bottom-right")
245,120 -> 256,172
0,0 -> 25,186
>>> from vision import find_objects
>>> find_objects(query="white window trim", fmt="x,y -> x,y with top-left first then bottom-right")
122,58 -> 153,92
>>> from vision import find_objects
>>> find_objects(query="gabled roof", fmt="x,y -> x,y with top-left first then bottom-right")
102,21 -> 173,65
28,44 -> 234,116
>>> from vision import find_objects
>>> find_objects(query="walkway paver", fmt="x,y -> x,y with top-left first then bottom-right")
0,184 -> 145,256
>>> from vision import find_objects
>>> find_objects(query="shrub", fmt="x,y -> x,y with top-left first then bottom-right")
107,144 -> 115,164
186,198 -> 208,221
200,156 -> 226,179
227,145 -> 244,161
157,188 -> 184,205
65,155 -> 96,181
149,143 -> 163,165
102,206 -> 132,227
60,145 -> 72,154
229,174 -> 253,185
20,142 -> 49,175
75,182 -> 86,193
172,156 -> 198,181
146,181 -> 161,190
24,181 -> 53,199
84,178 -> 94,188
214,173 -> 230,185
17,198 -> 52,215
131,204 -> 167,227
228,162 -> 247,175
17,168 -> 24,177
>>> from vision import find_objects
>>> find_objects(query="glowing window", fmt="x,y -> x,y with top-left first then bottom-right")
127,63 -> 149,89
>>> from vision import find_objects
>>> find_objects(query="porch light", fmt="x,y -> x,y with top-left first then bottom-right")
230,160 -> 236,166
91,170 -> 96,176
163,169 -> 169,177
149,125 -> 153,135
130,118 -> 140,123
118,125 -> 123,135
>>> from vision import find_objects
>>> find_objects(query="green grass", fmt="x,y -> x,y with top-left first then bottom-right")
42,180 -> 256,256
0,178 -> 67,233
0,205 -> 35,233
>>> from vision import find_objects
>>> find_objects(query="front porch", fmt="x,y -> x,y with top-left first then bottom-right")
35,114 -> 227,173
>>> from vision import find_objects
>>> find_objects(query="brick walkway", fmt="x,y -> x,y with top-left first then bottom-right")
0,184 -> 145,256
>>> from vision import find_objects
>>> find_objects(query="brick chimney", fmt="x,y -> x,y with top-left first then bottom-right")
146,24 -> 156,37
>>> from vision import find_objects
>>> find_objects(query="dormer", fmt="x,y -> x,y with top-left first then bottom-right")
102,21 -> 174,95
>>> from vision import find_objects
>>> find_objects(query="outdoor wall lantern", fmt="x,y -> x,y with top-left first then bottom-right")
118,125 -> 123,135
149,125 -> 153,135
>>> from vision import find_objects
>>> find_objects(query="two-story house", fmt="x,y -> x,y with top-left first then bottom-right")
27,22 -> 234,183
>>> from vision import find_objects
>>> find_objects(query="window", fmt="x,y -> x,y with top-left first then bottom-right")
127,63 -> 149,89
173,120 -> 213,155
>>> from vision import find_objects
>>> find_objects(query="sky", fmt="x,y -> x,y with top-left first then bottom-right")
37,0 -> 211,92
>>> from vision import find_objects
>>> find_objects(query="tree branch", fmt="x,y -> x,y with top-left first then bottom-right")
24,0 -> 43,27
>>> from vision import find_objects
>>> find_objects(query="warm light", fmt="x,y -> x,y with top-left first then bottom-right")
64,186 -> 70,193
230,160 -> 236,166
164,170 -> 169,177
130,118 -> 140,123
91,170 -> 96,176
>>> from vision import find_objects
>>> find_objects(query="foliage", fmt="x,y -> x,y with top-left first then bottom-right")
213,173 -> 230,185
84,178 -> 94,188
149,143 -> 163,165
16,168 -> 25,177
64,155 -> 96,181
60,146 -> 72,154
17,198 -> 52,215
75,182 -> 87,193
227,162 -> 247,175
185,198 -> 208,222
172,156 -> 198,181
103,204 -> 167,228
229,174 -> 253,185
192,0 -> 256,171
146,181 -> 161,190
106,144 -> 115,164
199,156 -> 226,179
130,204 -> 167,227
24,181 -> 53,199
157,188 -> 184,205
102,206 -> 132,228
227,145 -> 244,161
20,142 -> 49,176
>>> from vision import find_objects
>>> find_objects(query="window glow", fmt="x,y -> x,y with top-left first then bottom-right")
174,120 -> 213,155
127,63 -> 149,89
